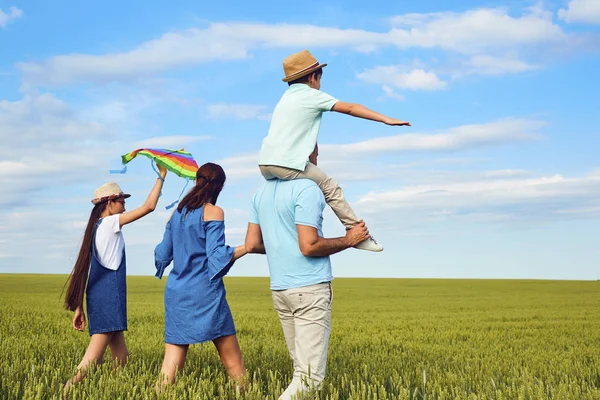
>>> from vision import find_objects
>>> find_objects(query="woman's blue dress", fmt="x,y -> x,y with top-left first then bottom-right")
154,205 -> 236,345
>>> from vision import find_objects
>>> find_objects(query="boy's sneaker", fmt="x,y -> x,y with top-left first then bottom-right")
354,237 -> 383,252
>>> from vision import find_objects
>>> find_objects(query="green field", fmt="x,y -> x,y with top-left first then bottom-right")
1,274 -> 599,399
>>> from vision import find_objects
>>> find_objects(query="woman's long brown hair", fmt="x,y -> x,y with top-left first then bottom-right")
177,162 -> 226,215
64,202 -> 107,311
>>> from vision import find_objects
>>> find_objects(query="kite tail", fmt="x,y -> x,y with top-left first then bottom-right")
165,179 -> 191,210
109,165 -> 127,174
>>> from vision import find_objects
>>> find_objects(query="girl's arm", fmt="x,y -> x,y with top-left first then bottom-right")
119,163 -> 167,227
332,101 -> 411,126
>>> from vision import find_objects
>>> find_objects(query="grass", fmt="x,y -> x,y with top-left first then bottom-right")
1,274 -> 599,399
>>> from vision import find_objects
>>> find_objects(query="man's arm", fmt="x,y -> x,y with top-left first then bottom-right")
297,222 -> 370,257
245,223 -> 266,254
332,101 -> 410,126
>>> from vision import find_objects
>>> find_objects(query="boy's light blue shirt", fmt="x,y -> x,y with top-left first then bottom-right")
258,84 -> 338,171
250,179 -> 333,291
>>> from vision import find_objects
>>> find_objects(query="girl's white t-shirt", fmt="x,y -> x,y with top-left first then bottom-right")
94,214 -> 124,271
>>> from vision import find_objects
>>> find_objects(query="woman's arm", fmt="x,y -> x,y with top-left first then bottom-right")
119,163 -> 167,227
231,245 -> 248,262
154,219 -> 174,279
204,204 -> 247,279
205,204 -> 248,261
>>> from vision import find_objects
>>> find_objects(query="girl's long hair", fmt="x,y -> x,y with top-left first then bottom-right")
64,202 -> 107,311
177,162 -> 226,215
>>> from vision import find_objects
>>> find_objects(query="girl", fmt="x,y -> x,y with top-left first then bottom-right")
154,162 -> 247,389
63,164 -> 167,390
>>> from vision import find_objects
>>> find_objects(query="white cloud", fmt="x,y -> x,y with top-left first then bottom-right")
0,209 -> 85,269
321,118 -> 544,155
356,170 -> 600,224
134,135 -> 211,148
462,55 -> 539,76
389,7 -> 566,53
217,152 -> 260,180
362,55 -> 537,95
0,206 -> 165,273
17,6 -> 570,86
213,118 -> 545,190
17,27 -> 251,86
559,0 -> 600,24
225,227 -> 247,238
79,93 -> 164,125
208,103 -> 271,121
0,6 -> 22,28
481,169 -> 531,178
0,93 -> 109,148
216,119 -> 544,181
0,93 -> 115,206
358,67 -> 447,91
379,85 -> 405,101
556,204 -> 600,216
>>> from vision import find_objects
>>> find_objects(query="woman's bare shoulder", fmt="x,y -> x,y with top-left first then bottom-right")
203,203 -> 224,221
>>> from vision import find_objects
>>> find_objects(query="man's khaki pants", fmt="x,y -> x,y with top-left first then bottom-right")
272,282 -> 333,400
260,164 -> 359,229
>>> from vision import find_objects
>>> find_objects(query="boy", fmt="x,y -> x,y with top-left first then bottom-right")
258,50 -> 410,251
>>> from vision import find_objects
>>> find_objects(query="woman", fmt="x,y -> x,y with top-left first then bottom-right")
154,162 -> 247,388
63,164 -> 167,390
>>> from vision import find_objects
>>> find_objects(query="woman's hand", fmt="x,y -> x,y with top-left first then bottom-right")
72,307 -> 86,331
157,163 -> 168,180
233,245 -> 247,261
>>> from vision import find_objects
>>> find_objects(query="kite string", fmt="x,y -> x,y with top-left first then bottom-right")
165,179 -> 191,210
151,159 -> 165,182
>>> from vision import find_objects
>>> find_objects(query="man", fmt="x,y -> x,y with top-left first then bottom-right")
245,146 -> 370,399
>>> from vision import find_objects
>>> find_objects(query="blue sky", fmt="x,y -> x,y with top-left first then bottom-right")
1,0 -> 599,279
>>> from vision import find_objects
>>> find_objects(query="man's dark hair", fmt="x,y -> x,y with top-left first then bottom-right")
288,68 -> 323,86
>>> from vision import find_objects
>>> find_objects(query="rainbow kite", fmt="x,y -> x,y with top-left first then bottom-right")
119,148 -> 198,179
110,148 -> 200,209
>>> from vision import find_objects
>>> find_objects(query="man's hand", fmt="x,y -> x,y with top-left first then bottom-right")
344,221 -> 370,247
384,118 -> 411,126
72,307 -> 86,331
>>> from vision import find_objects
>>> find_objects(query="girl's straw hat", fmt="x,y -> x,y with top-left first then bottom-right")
282,50 -> 327,82
91,182 -> 131,205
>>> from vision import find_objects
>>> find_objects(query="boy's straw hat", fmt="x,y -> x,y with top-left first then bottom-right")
282,50 -> 327,82
91,182 -> 131,205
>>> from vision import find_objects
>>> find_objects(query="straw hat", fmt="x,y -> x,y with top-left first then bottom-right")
91,182 -> 131,205
282,50 -> 327,82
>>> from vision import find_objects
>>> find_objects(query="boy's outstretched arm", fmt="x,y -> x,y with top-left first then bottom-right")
332,101 -> 410,126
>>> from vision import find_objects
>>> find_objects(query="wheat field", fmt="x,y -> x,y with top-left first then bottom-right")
1,274 -> 599,399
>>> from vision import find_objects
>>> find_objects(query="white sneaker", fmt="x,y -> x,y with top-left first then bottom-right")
279,378 -> 312,400
354,237 -> 383,252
